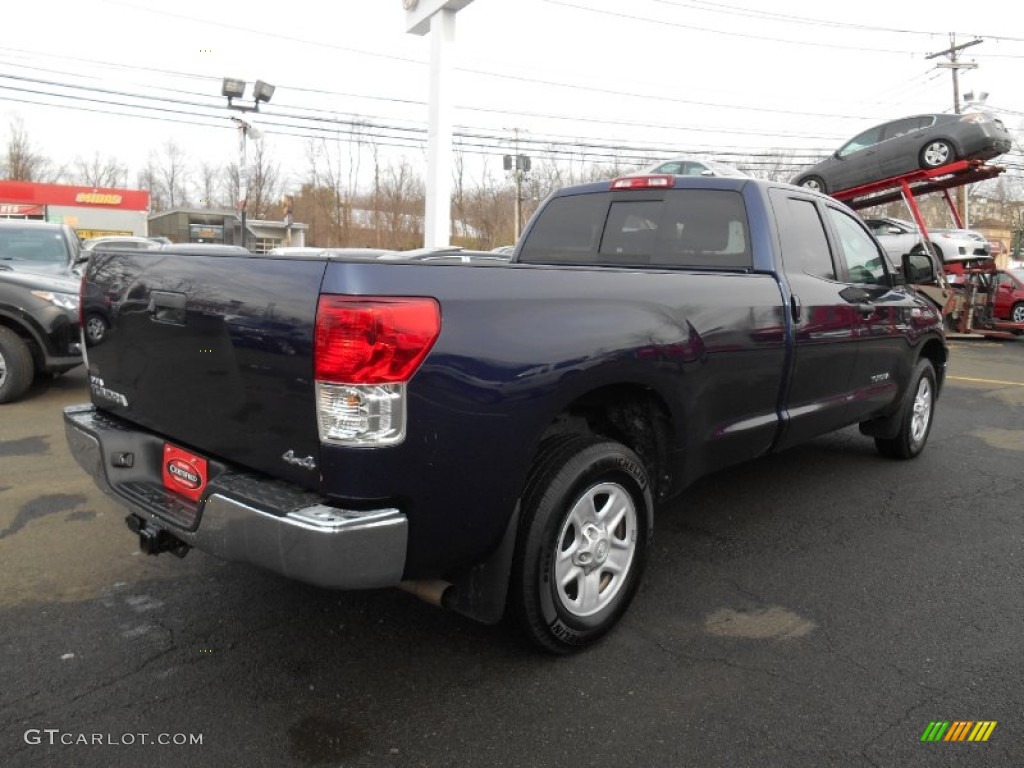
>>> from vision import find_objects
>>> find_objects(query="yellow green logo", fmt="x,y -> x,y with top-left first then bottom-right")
921,721 -> 997,742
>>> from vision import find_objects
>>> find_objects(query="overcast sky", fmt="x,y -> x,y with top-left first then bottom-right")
2,0 -> 1022,191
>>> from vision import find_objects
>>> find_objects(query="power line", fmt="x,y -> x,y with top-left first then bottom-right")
0,63 -> 859,149
542,0 -> 921,54
646,0 -> 1024,42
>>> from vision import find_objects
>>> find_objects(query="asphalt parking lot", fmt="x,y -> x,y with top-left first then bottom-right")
2,339 -> 1022,768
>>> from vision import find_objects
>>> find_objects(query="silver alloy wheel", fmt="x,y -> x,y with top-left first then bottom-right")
86,316 -> 106,343
0,350 -> 7,386
922,141 -> 952,167
910,376 -> 933,446
553,482 -> 637,618
802,178 -> 823,192
1013,304 -> 1024,324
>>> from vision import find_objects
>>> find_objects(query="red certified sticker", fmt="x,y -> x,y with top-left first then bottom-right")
162,444 -> 208,502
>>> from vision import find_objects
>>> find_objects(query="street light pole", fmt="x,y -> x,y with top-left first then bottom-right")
232,117 -> 249,251
222,77 -> 275,251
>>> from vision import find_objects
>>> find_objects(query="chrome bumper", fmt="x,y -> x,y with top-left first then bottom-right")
63,405 -> 408,589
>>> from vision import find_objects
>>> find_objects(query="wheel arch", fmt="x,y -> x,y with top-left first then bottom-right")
534,382 -> 678,504
918,336 -> 948,394
0,310 -> 47,371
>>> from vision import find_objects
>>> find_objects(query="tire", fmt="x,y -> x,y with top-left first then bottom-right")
0,326 -> 35,404
84,313 -> 108,346
920,139 -> 955,169
1011,302 -> 1024,325
508,435 -> 653,653
874,359 -> 937,459
799,176 -> 827,194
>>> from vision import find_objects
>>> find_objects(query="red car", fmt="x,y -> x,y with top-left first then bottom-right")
992,268 -> 1024,325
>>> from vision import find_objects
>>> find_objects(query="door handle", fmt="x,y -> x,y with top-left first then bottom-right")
790,294 -> 802,322
149,291 -> 187,326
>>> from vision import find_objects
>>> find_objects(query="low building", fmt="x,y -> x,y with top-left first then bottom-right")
0,180 -> 149,238
148,208 -> 307,253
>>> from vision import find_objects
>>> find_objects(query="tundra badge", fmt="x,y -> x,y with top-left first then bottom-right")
89,375 -> 129,407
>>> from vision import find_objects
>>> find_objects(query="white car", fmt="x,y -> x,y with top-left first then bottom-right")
639,157 -> 750,178
81,236 -> 162,252
863,217 -> 990,262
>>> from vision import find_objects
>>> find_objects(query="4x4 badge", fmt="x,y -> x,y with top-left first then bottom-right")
282,450 -> 316,470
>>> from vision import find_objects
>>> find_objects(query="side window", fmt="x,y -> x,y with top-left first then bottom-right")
881,118 -> 919,141
838,126 -> 881,157
778,197 -> 836,280
826,207 -> 887,285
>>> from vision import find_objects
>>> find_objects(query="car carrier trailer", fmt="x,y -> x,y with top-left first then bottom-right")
825,159 -> 1024,339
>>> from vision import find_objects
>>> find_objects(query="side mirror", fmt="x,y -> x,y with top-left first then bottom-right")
902,251 -> 936,285
700,169 -> 715,177
885,226 -> 902,235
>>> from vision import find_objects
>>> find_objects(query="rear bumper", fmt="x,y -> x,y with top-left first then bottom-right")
63,404 -> 408,589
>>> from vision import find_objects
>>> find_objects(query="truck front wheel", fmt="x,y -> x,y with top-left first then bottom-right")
874,359 -> 936,459
509,435 -> 653,653
0,326 -> 35,404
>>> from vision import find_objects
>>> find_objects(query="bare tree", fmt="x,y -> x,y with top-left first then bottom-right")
377,159 -> 424,249
136,162 -> 167,213
197,162 -> 222,208
146,140 -> 191,209
74,152 -> 127,188
245,137 -> 281,219
2,117 -> 63,182
221,162 -> 241,212
305,137 -> 351,245
745,149 -> 802,182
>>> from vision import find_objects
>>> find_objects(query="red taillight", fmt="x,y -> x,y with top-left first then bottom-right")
314,296 -> 440,384
610,175 -> 674,190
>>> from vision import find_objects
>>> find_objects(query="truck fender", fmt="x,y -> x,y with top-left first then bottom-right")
858,352 -> 937,440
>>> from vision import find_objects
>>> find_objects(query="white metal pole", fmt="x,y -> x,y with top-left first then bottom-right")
424,8 -> 455,248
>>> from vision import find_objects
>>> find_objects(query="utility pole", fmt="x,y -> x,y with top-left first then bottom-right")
927,34 -> 982,224
504,128 -> 531,243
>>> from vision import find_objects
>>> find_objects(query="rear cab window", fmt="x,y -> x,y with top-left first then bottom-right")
518,189 -> 752,269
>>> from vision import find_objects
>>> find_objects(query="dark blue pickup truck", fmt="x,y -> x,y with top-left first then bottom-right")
64,176 -> 947,652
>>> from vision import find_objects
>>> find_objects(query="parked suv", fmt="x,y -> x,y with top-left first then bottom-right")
0,268 -> 82,403
0,220 -> 82,276
863,217 -> 990,262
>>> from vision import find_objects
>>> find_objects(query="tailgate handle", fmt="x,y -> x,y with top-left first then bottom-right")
149,291 -> 187,326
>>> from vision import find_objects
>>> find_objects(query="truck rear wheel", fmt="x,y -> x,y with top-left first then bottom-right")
874,359 -> 936,459
508,435 -> 652,653
0,326 -> 35,404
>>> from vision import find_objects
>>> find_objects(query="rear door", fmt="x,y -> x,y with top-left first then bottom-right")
84,249 -> 328,489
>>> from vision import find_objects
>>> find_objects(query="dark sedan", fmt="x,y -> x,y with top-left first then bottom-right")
792,112 -> 1012,194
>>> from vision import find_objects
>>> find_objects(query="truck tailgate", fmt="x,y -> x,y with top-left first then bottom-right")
83,250 -> 327,489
